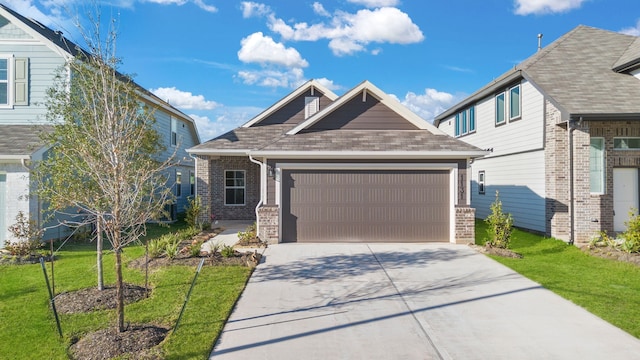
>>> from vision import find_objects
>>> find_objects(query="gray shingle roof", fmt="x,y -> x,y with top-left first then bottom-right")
435,25 -> 640,123
188,124 -> 292,153
258,130 -> 482,153
613,37 -> 640,71
0,125 -> 50,157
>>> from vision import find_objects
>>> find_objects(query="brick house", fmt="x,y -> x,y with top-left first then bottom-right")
435,25 -> 640,245
188,80 -> 486,244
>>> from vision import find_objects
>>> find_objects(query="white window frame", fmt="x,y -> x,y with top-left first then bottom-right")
509,84 -> 521,120
495,92 -> 506,125
175,170 -> 182,198
224,170 -> 246,206
170,117 -> 177,147
0,55 -> 13,108
613,137 -> 640,150
478,171 -> 485,194
590,137 -> 606,194
454,105 -> 476,137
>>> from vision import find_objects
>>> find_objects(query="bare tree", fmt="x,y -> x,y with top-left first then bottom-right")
35,8 -> 174,332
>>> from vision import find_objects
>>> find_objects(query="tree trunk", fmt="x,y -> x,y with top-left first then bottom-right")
97,217 -> 103,291
115,246 -> 125,332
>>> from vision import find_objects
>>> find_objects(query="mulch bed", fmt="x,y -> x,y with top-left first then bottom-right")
55,284 -> 149,314
469,243 -> 523,258
68,325 -> 169,360
582,246 -> 640,266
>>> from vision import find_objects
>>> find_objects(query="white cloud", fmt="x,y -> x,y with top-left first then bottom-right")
237,68 -> 305,88
312,2 -> 330,17
151,87 -> 220,110
241,1 -> 272,18
238,32 -> 309,67
620,19 -> 640,36
514,0 -> 585,15
268,7 -> 423,56
396,88 -> 462,122
347,0 -> 400,7
190,107 -> 263,140
142,0 -> 217,12
314,77 -> 341,91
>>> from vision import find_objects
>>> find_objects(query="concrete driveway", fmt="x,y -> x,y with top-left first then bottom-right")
210,243 -> 640,359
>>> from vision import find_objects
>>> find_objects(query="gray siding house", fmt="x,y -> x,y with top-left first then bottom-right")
0,4 -> 200,243
188,80 -> 486,244
435,25 -> 640,245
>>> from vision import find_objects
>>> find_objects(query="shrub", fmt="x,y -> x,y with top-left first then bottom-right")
237,222 -> 258,245
184,196 -> 203,230
208,241 -> 221,257
147,238 -> 164,258
485,191 -> 513,249
188,240 -> 204,257
620,209 -> 640,253
220,245 -> 235,258
5,211 -> 43,256
164,240 -> 180,260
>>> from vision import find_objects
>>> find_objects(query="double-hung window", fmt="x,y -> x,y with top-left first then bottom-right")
478,171 -> 486,194
225,170 -> 245,205
189,171 -> 195,196
0,57 -> 8,106
170,117 -> 177,146
495,92 -> 506,125
509,85 -> 521,120
590,138 -> 605,194
454,105 -> 476,137
175,171 -> 182,197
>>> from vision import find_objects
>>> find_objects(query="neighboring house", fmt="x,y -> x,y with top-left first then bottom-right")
188,80 -> 486,244
0,4 -> 200,243
435,25 -> 640,245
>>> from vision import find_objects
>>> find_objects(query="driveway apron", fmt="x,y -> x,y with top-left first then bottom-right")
210,243 -> 640,360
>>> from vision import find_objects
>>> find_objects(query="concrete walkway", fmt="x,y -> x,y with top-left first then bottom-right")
201,221 -> 253,252
210,243 -> 640,360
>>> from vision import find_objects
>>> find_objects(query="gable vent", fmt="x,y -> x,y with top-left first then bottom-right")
305,96 -> 319,119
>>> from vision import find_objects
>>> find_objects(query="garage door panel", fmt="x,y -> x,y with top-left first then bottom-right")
282,170 -> 450,243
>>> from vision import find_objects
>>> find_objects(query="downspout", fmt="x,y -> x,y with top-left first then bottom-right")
567,117 -> 581,246
248,154 -> 264,237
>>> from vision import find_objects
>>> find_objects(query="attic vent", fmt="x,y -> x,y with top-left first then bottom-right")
305,96 -> 319,119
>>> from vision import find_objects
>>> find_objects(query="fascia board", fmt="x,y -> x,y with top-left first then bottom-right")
250,150 -> 488,159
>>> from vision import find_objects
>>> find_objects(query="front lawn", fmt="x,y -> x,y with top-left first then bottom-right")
475,220 -> 640,338
0,222 -> 252,359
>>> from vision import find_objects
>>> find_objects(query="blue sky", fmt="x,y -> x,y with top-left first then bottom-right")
5,0 -> 640,140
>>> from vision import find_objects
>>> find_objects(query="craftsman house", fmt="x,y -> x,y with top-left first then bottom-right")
188,80 -> 486,243
435,25 -> 640,244
0,4 -> 199,243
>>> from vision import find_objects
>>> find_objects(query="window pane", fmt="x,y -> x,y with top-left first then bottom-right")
496,93 -> 505,124
614,138 -> 640,149
590,138 -> 604,193
469,106 -> 475,132
0,59 -> 6,80
455,114 -> 460,136
510,85 -> 521,119
0,83 -> 7,105
226,188 -> 245,205
461,110 -> 467,134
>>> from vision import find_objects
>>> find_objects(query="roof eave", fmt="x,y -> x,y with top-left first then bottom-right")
248,150 -> 488,160
434,70 -> 523,126
571,113 -> 640,121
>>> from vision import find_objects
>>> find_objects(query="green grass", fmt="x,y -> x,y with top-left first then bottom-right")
0,222 -> 251,359
476,219 -> 640,338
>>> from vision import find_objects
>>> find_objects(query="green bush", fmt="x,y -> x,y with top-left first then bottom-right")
184,196 -> 204,230
485,191 -> 513,249
594,209 -> 640,253
147,238 -> 164,258
4,211 -> 43,256
188,241 -> 204,257
220,245 -> 235,258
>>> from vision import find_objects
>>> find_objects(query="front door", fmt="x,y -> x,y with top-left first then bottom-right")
613,168 -> 639,232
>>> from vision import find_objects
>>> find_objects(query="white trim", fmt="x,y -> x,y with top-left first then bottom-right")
186,149 -> 249,156
0,54 -> 14,109
253,150 -> 487,159
450,167 -> 458,243
287,80 -> 445,135
242,79 -> 338,128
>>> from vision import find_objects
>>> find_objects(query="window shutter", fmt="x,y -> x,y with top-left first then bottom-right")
14,57 -> 28,105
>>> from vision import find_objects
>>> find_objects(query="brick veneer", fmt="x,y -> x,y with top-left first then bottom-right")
455,206 -> 475,244
195,155 -> 211,225
257,205 -> 279,244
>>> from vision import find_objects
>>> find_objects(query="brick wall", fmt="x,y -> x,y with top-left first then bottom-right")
455,206 -> 475,244
257,205 -> 279,244
209,156 -> 260,220
195,155 -> 211,225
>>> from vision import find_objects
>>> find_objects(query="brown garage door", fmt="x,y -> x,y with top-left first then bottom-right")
281,169 -> 450,242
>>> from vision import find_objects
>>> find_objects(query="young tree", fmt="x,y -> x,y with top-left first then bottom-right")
35,11 -> 174,332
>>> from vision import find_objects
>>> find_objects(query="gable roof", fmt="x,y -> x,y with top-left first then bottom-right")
242,80 -> 339,128
189,80 -> 484,158
288,80 -> 444,135
435,25 -> 640,125
0,4 -> 200,144
0,125 -> 50,159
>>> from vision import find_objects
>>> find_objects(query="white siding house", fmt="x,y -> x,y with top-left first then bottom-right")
0,4 -> 200,244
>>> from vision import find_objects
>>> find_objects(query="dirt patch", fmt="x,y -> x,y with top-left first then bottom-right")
469,244 -> 523,258
0,253 -> 53,265
128,250 -> 261,270
582,246 -> 640,266
55,284 -> 149,314
68,325 -> 168,360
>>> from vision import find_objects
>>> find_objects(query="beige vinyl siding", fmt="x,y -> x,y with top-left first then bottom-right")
471,150 -> 546,232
